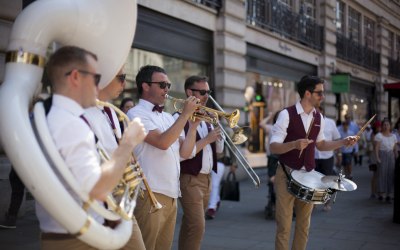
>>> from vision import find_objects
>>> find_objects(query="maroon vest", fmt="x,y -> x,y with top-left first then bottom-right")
279,105 -> 321,172
180,122 -> 218,176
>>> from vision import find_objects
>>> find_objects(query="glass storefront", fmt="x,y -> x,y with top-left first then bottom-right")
119,48 -> 208,110
246,72 -> 297,116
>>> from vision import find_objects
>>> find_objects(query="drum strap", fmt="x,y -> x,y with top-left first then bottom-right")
280,163 -> 292,181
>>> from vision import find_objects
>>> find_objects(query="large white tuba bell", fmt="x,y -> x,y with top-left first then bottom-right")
0,0 -> 137,249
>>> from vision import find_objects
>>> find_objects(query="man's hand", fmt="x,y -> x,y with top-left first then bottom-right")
343,136 -> 359,147
181,96 -> 200,119
206,127 -> 223,143
294,139 -> 314,151
121,117 -> 147,149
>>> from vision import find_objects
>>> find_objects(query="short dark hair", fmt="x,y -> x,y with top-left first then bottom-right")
135,65 -> 167,97
119,97 -> 133,110
184,75 -> 208,91
46,46 -> 97,88
297,75 -> 324,98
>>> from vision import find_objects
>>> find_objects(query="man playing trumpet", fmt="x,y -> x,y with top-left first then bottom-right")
173,76 -> 224,250
127,65 -> 199,250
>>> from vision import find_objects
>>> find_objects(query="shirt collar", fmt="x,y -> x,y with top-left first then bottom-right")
295,101 -> 316,115
138,99 -> 164,112
52,94 -> 85,117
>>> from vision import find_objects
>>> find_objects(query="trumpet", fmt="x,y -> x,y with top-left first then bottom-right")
166,94 -> 240,128
208,95 -> 261,188
97,100 -> 163,214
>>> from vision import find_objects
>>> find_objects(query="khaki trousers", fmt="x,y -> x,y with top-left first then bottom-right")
134,191 -> 177,250
41,216 -> 145,250
178,173 -> 211,250
275,166 -> 313,250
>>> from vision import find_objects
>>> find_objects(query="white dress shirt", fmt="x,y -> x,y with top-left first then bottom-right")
36,94 -> 103,233
172,113 -> 224,174
315,117 -> 341,159
270,102 -> 325,145
127,99 -> 183,198
85,105 -> 119,157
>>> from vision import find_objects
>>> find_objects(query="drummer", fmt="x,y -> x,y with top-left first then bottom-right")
269,75 -> 358,250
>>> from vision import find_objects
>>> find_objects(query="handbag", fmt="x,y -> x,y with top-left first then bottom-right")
220,171 -> 240,201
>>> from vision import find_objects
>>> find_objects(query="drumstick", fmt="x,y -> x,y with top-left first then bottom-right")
345,114 -> 376,148
299,117 -> 314,158
355,114 -> 376,138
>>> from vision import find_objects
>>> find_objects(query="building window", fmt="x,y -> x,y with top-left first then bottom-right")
348,7 -> 361,42
122,48 -> 207,102
396,35 -> 400,60
278,0 -> 293,9
302,0 -> 316,20
336,1 -> 345,34
364,17 -> 375,50
389,31 -> 394,58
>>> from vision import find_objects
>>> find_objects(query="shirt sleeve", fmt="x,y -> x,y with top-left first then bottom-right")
270,109 -> 289,144
56,120 -> 101,194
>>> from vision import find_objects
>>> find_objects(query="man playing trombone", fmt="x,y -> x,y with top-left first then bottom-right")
173,76 -> 224,250
127,65 -> 199,250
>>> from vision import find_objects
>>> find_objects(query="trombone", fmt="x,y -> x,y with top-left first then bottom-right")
208,95 -> 260,188
165,95 -> 260,187
97,100 -> 163,213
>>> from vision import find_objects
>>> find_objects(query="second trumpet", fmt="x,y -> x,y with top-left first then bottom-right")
166,94 -> 240,128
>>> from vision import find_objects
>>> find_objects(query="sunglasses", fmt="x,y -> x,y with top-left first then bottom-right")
65,69 -> 101,86
116,74 -> 126,83
190,89 -> 212,96
311,90 -> 324,97
147,81 -> 171,90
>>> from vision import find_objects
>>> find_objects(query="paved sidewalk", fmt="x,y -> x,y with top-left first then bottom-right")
1,161 -> 399,249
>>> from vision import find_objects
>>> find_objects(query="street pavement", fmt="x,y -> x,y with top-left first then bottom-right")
1,157 -> 400,250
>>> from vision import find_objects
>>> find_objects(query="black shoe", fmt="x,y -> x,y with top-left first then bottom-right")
0,213 -> 17,229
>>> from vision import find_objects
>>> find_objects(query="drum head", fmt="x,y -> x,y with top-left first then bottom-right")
291,170 -> 330,190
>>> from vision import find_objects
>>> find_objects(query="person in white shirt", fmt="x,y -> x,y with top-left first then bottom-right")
173,76 -> 224,250
127,65 -> 199,250
37,46 -> 146,250
270,75 -> 358,250
85,69 -> 146,250
314,106 -> 341,212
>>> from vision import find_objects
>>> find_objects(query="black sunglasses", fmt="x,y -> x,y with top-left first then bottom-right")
311,90 -> 325,97
190,89 -> 212,96
147,81 -> 171,90
65,69 -> 101,86
116,74 -> 126,83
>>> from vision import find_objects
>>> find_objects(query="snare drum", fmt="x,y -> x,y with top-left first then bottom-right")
287,169 -> 333,204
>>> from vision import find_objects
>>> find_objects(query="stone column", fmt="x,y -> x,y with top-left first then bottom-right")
376,16 -> 390,118
214,0 -> 247,113
318,0 -> 338,119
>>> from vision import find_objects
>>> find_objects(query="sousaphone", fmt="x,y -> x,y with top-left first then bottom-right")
0,0 -> 137,249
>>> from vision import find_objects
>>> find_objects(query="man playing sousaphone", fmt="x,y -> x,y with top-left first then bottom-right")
37,46 -> 146,249
269,75 -> 358,250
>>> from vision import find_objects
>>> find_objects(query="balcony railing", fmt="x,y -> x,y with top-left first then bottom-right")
388,57 -> 400,79
336,33 -> 380,72
192,0 -> 222,11
246,0 -> 324,50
